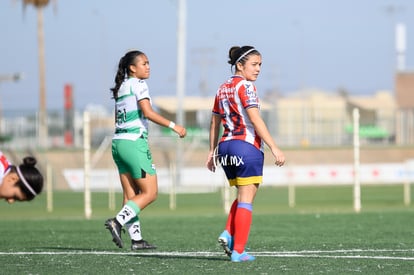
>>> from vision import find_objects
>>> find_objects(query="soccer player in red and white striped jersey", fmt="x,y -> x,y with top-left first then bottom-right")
0,151 -> 43,203
206,46 -> 285,262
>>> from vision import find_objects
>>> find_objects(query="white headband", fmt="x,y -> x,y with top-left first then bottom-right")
235,48 -> 256,64
16,166 -> 37,196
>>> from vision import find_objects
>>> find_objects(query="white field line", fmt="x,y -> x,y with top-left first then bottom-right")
0,249 -> 413,261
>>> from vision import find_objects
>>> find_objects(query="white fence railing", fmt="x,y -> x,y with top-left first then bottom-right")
63,161 -> 414,193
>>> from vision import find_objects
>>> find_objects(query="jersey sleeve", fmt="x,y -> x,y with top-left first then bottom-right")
0,151 -> 11,176
212,94 -> 220,115
238,80 -> 259,109
131,79 -> 150,101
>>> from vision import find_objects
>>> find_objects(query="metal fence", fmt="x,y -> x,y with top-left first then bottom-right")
0,107 -> 413,151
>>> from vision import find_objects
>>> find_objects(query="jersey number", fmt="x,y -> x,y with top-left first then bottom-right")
223,112 -> 245,137
116,108 -> 127,124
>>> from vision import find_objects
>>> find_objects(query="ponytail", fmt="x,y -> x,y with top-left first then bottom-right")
110,50 -> 145,100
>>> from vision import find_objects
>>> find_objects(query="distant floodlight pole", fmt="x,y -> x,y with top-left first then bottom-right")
22,1 -> 50,149
395,22 -> 407,71
176,0 -> 186,136
353,108 -> 361,213
171,0 -> 186,210
36,6 -> 48,149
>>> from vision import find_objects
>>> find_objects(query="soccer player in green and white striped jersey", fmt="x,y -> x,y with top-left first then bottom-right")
105,50 -> 186,250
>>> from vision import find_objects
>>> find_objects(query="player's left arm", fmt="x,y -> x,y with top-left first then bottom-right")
246,107 -> 285,166
138,98 -> 186,138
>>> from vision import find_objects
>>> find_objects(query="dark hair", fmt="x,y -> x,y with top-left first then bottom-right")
228,46 -> 260,70
110,50 -> 145,99
12,156 -> 43,201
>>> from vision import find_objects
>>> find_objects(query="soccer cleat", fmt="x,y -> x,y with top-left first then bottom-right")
104,218 -> 123,248
231,250 -> 256,262
218,230 -> 233,257
131,239 -> 157,250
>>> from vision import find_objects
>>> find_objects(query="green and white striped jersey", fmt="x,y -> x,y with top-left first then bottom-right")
112,77 -> 151,141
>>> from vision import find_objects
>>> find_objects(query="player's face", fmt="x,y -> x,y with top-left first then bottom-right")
130,54 -> 150,79
238,54 -> 262,82
0,172 -> 27,204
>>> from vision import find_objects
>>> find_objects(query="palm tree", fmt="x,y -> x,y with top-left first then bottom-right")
20,0 -> 55,148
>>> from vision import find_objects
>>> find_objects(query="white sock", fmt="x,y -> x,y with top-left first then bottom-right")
125,220 -> 143,241
115,204 -> 136,226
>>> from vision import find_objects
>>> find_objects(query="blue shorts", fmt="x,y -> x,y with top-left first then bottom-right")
217,140 -> 264,186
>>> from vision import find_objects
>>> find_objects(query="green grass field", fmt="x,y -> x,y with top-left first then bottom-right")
0,186 -> 413,274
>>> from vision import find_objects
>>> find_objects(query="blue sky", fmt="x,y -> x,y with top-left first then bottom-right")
0,0 -> 412,111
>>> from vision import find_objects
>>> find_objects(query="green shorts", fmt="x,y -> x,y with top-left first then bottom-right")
111,138 -> 156,179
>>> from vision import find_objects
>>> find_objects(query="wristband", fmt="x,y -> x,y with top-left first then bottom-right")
168,121 -> 175,129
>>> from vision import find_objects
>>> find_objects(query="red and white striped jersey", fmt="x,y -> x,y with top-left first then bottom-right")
0,151 -> 11,183
212,75 -> 263,151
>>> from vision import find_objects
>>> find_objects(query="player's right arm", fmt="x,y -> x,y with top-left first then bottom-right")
206,113 -> 221,172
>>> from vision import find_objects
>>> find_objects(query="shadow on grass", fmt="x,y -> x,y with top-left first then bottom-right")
126,254 -> 226,261
37,246 -> 228,261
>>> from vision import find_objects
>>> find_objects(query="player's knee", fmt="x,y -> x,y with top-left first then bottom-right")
142,189 -> 157,204
149,190 -> 158,203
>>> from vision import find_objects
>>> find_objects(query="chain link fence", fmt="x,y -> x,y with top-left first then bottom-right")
0,106 -> 413,151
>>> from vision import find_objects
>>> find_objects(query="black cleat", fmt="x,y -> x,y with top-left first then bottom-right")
131,239 -> 157,250
104,218 -> 123,248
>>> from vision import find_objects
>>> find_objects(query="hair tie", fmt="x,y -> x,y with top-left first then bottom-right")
235,48 -> 256,64
16,166 -> 37,196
